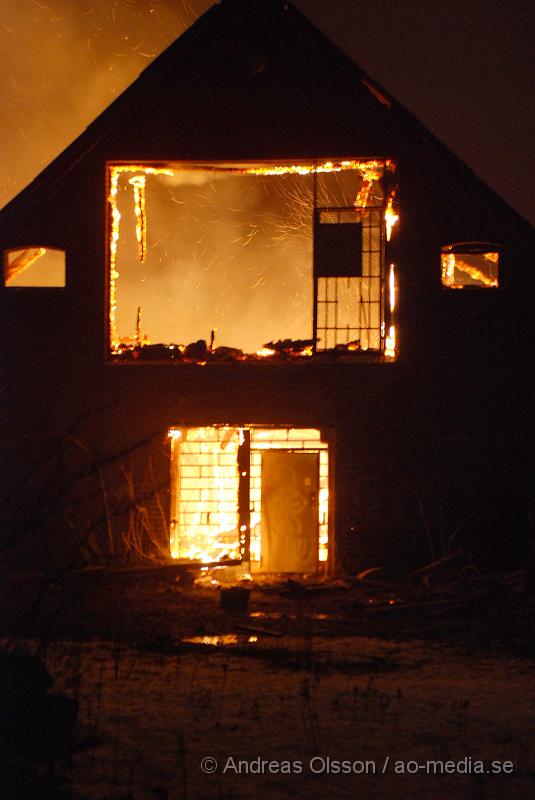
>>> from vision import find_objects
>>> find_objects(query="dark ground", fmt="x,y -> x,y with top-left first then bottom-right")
1,565 -> 534,654
1,566 -> 534,800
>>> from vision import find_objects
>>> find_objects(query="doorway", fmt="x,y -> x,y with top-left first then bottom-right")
169,426 -> 330,572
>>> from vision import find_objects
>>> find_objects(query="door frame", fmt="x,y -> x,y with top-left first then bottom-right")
168,424 -> 335,574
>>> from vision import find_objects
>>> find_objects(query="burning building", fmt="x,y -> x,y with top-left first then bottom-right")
1,0 -> 533,575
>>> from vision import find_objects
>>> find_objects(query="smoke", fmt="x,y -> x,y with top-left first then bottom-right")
2,1 -> 533,227
1,0 -> 533,228
0,0 -> 212,205
115,168 -> 313,350
114,167 -> 367,353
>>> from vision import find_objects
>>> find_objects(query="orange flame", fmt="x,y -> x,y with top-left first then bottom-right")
109,165 -> 173,349
385,190 -> 399,241
385,325 -> 396,359
389,263 -> 396,314
245,159 -> 385,178
441,253 -> 498,288
128,175 -> 147,262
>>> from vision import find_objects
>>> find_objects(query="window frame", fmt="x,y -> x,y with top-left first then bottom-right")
440,241 -> 503,291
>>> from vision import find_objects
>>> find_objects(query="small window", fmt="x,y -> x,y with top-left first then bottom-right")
3,247 -> 66,287
441,243 -> 500,289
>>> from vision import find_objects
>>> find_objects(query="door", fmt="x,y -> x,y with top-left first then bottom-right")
261,451 -> 319,572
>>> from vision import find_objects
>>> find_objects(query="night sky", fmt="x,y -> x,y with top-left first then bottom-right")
1,0 -> 534,225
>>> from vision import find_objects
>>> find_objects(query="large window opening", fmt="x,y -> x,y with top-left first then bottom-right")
109,160 -> 397,362
169,426 -> 330,573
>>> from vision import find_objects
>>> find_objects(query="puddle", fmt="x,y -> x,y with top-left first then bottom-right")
182,634 -> 258,646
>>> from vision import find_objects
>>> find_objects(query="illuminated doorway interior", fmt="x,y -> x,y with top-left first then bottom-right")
168,426 -> 330,572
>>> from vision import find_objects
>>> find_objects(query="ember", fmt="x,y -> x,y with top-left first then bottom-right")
261,339 -> 315,357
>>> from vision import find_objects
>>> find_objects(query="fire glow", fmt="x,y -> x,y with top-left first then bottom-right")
169,426 -> 329,569
385,325 -> 397,359
389,263 -> 397,314
108,165 -> 173,348
4,247 -> 46,285
441,251 -> 499,288
385,263 -> 397,358
385,190 -> 399,242
245,159 -> 386,179
128,175 -> 147,263
108,159 -> 399,359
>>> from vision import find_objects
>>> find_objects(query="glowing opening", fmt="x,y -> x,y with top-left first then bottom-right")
169,426 -> 329,570
4,247 -> 66,287
441,243 -> 500,289
108,160 -> 396,360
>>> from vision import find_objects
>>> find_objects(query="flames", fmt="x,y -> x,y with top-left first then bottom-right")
128,175 -> 147,263
354,164 -> 383,208
245,159 -> 385,178
385,263 -> 397,358
244,158 -> 388,213
389,263 -> 397,314
243,158 -> 391,220
169,427 -> 241,562
108,160 -> 400,360
108,170 -> 121,348
385,189 -> 399,241
108,164 -> 173,348
256,340 -> 314,358
442,252 -> 456,287
441,252 -> 499,288
169,426 -> 329,567
384,324 -> 397,359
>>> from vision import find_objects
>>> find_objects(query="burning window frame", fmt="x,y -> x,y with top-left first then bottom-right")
440,242 -> 502,290
106,159 -> 399,364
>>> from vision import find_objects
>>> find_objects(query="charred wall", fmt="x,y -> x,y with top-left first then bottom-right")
1,335 -> 532,572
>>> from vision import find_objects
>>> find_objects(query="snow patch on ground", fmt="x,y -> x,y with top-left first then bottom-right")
35,637 -> 535,799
